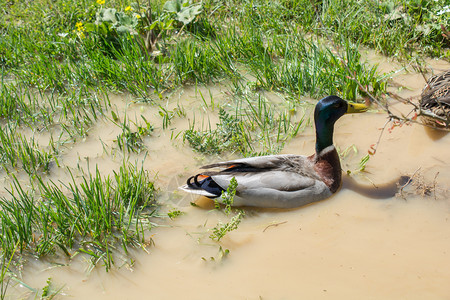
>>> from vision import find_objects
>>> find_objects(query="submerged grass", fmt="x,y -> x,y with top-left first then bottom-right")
184,89 -> 306,156
0,242 -> 17,300
115,116 -> 154,153
0,125 -> 54,176
0,162 -> 157,270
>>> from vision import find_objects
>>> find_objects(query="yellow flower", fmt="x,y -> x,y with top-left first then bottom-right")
125,6 -> 132,11
96,0 -> 105,4
135,14 -> 141,19
75,21 -> 84,32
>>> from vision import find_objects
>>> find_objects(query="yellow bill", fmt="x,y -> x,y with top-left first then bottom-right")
347,102 -> 368,113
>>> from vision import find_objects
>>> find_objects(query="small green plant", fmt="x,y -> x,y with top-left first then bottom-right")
210,176 -> 244,242
216,177 -> 238,216
209,210 -> 245,242
340,145 -> 372,174
0,242 -> 18,300
0,125 -> 55,175
201,246 -> 230,262
183,108 -> 248,155
158,106 -> 183,129
358,154 -> 371,172
116,116 -> 153,153
41,277 -> 62,299
82,4 -> 143,56
167,209 -> 183,219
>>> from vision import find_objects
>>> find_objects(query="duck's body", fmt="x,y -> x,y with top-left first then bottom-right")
180,96 -> 367,209
180,148 -> 338,208
420,69 -> 450,130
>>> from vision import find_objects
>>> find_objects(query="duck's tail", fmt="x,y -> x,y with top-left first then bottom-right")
178,174 -> 224,198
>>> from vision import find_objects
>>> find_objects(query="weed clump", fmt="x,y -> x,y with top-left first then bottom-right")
183,108 -> 243,155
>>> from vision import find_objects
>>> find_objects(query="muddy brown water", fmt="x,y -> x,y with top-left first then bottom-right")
7,56 -> 450,299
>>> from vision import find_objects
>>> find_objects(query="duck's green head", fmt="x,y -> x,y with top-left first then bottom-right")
314,96 -> 367,153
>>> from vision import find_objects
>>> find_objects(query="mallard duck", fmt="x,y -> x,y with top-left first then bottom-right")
420,69 -> 450,130
179,95 -> 368,208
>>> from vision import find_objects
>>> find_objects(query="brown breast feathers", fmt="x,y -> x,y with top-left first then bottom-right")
311,148 -> 342,193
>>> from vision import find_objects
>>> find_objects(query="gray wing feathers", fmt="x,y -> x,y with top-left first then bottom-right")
211,172 -> 331,208
212,172 -> 316,192
231,182 -> 331,208
201,154 -> 300,170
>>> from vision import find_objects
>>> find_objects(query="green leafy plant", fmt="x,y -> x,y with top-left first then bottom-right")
40,277 -> 62,299
209,176 -> 244,242
167,209 -> 183,219
209,210 -> 245,242
183,108 -> 244,155
82,0 -> 203,55
217,177 -> 238,216
94,7 -> 140,35
163,0 -> 203,26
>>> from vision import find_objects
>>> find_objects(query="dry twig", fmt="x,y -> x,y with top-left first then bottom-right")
263,221 -> 287,232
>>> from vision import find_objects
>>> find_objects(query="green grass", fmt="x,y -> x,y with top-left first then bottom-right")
1,0 -> 397,99
0,80 -> 37,122
213,0 -> 449,59
308,0 -> 450,58
115,115 -> 154,153
184,90 -> 307,156
0,162 -> 157,270
0,125 -> 54,176
0,242 -> 17,300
